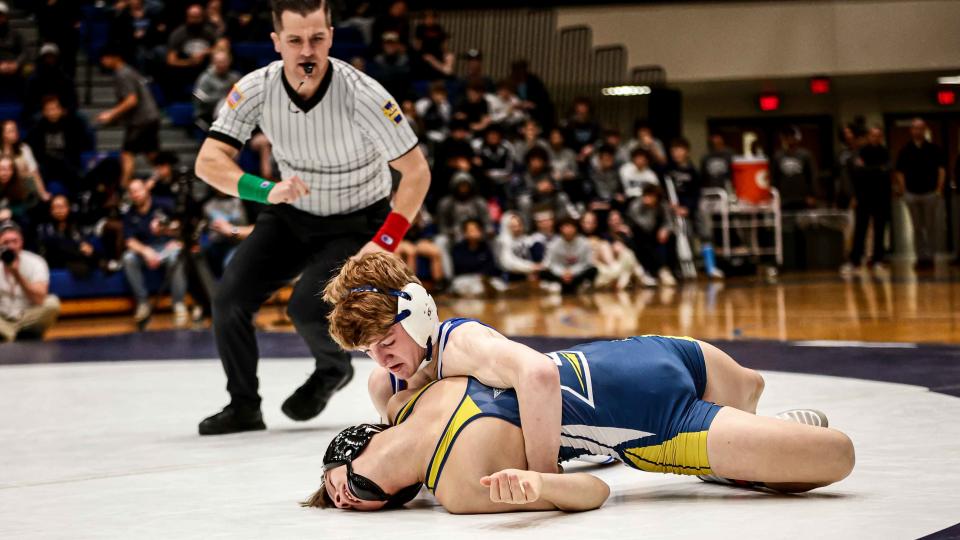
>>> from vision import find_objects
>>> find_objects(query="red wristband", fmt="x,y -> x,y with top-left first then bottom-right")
372,211 -> 410,252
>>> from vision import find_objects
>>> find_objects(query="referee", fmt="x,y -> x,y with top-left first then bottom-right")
194,0 -> 429,435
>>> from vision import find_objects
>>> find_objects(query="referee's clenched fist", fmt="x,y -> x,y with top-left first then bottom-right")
194,0 -> 430,436
267,175 -> 310,204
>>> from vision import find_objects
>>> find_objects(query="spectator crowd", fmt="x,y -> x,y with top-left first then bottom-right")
0,0 -> 956,342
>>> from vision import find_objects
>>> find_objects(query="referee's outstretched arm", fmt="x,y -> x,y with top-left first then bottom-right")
195,138 -> 310,205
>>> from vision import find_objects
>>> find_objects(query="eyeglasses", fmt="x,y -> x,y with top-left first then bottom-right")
325,461 -> 391,502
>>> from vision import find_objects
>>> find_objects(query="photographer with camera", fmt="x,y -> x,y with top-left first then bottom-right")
0,221 -> 60,343
121,179 -> 188,326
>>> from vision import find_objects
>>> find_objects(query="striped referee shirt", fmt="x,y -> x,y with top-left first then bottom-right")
209,58 -> 419,216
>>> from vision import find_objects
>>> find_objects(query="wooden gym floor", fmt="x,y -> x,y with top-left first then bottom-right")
46,263 -> 960,344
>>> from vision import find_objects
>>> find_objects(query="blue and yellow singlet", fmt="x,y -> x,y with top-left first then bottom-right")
393,319 -> 722,493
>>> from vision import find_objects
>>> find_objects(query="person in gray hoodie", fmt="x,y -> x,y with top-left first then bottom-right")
435,171 -> 492,243
494,210 -> 545,283
435,171 -> 492,279
540,216 -> 597,294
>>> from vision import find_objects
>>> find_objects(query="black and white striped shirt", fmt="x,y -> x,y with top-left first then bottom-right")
209,58 -> 418,216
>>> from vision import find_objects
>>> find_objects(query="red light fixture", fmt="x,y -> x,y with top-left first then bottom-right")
810,77 -> 831,95
758,93 -> 781,112
936,88 -> 956,106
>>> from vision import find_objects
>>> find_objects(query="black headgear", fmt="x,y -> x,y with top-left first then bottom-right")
322,424 -> 422,509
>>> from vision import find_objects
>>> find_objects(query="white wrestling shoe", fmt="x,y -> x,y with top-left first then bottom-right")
775,408 -> 829,428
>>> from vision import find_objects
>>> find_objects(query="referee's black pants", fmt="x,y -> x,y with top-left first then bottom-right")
213,200 -> 390,410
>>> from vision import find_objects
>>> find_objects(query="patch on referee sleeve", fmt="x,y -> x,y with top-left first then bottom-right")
226,85 -> 244,109
381,99 -> 404,125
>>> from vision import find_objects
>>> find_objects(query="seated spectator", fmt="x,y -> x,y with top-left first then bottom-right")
0,220 -> 60,342
36,194 -> 99,278
486,81 -> 527,132
530,207 -> 556,245
225,0 -> 270,43
591,129 -> 626,168
193,49 -> 241,130
454,80 -> 491,134
513,120 -> 549,166
109,0 -> 168,77
540,216 -> 597,294
621,122 -> 667,166
580,210 -> 653,290
545,127 -> 580,199
587,144 -> 624,211
371,0 -> 410,52
509,60 -> 553,131
337,1 -> 375,45
0,1 -> 25,102
370,31 -> 412,102
395,207 -> 446,289
202,190 -> 252,277
461,49 -> 494,94
472,124 -> 515,200
619,147 -> 659,199
121,179 -> 188,325
520,175 -> 578,229
98,47 -> 163,187
414,81 -> 452,145
2,120 -> 50,203
34,0 -> 82,78
0,155 -> 39,226
494,210 -> 544,283
165,4 -> 218,101
450,218 -> 500,297
625,185 -> 676,286
26,96 -> 93,194
205,0 -> 228,38
435,171 -> 491,246
561,97 -> 601,154
513,146 -> 552,205
24,43 -> 78,120
428,119 -> 474,210
412,10 -> 454,80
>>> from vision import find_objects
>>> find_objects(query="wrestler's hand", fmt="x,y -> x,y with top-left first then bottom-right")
267,175 -> 309,204
351,241 -> 387,261
480,469 -> 542,504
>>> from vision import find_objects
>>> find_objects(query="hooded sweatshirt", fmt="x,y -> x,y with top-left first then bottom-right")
435,171 -> 491,242
494,211 -> 544,274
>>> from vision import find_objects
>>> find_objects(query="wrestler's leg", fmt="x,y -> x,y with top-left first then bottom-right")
707,406 -> 855,492
698,340 -> 765,413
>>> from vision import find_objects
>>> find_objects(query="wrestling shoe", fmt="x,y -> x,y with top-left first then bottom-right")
775,408 -> 829,428
576,455 -> 620,466
695,474 -> 763,488
198,405 -> 266,436
281,363 -> 355,421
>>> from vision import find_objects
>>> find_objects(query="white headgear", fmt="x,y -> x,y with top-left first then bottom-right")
348,283 -> 439,349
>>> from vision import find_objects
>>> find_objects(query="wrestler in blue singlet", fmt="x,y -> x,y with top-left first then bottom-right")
391,318 -> 722,494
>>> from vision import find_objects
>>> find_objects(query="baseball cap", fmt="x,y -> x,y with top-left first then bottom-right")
39,43 -> 60,58
0,220 -> 21,235
462,49 -> 482,60
382,31 -> 400,43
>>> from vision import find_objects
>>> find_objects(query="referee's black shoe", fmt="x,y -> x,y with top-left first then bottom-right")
198,405 -> 266,435
281,363 -> 355,422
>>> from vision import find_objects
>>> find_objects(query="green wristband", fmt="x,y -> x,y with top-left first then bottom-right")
237,173 -> 275,204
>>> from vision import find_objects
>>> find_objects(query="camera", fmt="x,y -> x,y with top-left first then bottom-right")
0,246 -> 15,266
